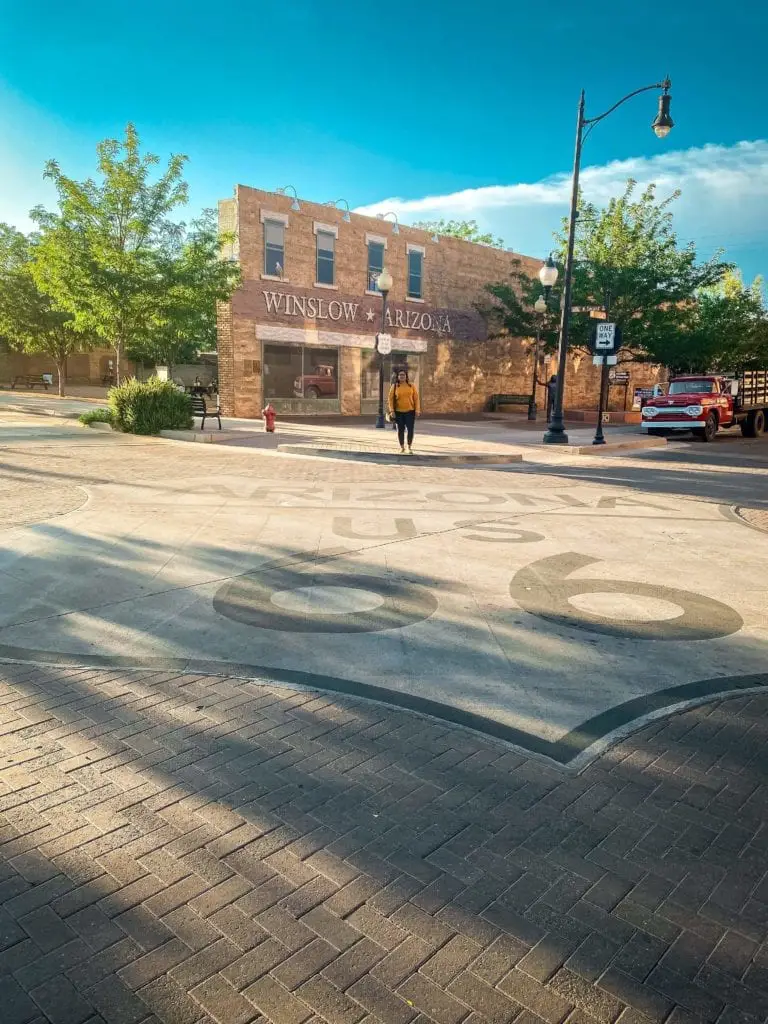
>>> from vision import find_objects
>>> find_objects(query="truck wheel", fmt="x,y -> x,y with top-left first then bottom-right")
742,410 -> 766,438
694,413 -> 718,442
305,386 -> 320,399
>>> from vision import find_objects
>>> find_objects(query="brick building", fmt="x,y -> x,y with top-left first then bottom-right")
214,184 -> 664,419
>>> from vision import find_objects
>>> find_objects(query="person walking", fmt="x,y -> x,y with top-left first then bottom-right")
388,370 -> 420,454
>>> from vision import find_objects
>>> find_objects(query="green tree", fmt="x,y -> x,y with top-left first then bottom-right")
126,209 -> 240,373
412,218 -> 504,248
31,124 -> 188,383
0,223 -> 87,396
558,179 -> 730,364
655,271 -> 768,374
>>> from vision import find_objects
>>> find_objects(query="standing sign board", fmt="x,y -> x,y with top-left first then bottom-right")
376,333 -> 392,355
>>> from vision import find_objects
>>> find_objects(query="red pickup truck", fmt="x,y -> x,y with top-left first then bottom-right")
641,370 -> 768,441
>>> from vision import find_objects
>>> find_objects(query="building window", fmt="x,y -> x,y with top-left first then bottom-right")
407,248 -> 423,299
316,231 -> 335,286
367,240 -> 385,291
263,343 -> 339,400
264,220 -> 285,277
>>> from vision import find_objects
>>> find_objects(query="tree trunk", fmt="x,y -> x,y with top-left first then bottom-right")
55,358 -> 66,398
114,342 -> 121,386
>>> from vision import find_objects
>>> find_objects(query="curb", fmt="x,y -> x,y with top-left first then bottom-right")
80,421 -> 113,432
522,437 -> 667,456
159,429 -> 245,444
276,444 -> 523,464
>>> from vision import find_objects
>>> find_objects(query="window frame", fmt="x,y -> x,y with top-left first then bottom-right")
365,233 -> 387,293
406,244 -> 425,300
314,221 -> 339,288
260,209 -> 289,280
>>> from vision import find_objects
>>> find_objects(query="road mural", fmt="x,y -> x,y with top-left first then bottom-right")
0,477 -> 766,767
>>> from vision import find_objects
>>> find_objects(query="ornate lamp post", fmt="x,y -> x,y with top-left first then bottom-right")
543,79 -> 674,445
375,268 -> 393,428
528,256 -> 559,420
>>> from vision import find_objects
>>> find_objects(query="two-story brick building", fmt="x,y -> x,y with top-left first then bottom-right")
216,185 -> 664,419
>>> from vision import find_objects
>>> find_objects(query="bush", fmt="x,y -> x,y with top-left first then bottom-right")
79,408 -> 114,427
108,377 -> 192,435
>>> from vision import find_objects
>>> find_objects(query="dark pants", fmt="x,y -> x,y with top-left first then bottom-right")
395,410 -> 416,447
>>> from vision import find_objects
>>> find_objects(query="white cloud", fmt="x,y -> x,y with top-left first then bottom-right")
354,140 -> 768,269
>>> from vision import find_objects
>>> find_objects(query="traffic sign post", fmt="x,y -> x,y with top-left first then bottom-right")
376,333 -> 392,355
588,322 -> 623,446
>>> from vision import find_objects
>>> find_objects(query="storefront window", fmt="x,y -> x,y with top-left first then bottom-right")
263,343 -> 339,400
361,351 -> 421,402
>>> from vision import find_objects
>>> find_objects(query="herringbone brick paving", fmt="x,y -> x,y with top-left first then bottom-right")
1,662 -> 767,1024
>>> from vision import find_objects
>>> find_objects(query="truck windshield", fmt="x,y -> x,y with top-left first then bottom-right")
669,380 -> 716,394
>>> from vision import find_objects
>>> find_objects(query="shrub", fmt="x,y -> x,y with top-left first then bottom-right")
79,408 -> 114,427
108,377 -> 192,435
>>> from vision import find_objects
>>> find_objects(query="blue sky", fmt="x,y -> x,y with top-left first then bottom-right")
2,0 -> 766,280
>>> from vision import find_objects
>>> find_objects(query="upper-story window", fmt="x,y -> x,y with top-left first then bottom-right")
407,245 -> 424,299
263,218 -> 285,277
367,240 -> 385,291
315,225 -> 337,286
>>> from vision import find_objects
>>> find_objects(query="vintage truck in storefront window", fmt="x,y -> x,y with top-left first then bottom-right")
641,371 -> 768,441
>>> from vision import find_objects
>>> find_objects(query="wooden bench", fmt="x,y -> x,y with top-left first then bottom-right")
488,393 -> 530,412
191,394 -> 221,430
11,374 -> 50,390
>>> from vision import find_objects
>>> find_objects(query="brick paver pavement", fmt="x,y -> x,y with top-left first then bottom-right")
733,508 -> 768,533
1,662 -> 768,1024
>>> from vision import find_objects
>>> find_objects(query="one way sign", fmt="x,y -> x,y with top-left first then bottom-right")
590,321 -> 623,354
595,323 -> 616,350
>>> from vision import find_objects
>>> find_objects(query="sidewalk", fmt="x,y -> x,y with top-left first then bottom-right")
1,660 -> 767,1024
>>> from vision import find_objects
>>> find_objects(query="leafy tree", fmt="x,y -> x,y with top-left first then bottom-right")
557,179 -> 730,364
655,271 -> 768,374
0,223 -> 88,396
413,218 -> 504,248
31,124 -> 188,383
126,209 -> 240,373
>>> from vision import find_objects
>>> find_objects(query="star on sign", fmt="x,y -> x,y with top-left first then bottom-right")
365,308 -> 375,322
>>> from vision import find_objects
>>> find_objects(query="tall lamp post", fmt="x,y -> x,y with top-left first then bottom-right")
375,268 -> 393,428
543,79 -> 674,444
529,255 -> 559,420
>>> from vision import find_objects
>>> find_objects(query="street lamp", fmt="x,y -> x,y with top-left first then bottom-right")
543,78 -> 673,445
528,257 -> 559,420
375,267 -> 393,429
539,254 -> 559,290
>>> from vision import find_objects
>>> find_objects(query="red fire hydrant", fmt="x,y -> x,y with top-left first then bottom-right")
262,403 -> 276,433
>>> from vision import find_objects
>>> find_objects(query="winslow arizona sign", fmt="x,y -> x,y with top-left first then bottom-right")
262,289 -> 453,335
230,283 -> 490,342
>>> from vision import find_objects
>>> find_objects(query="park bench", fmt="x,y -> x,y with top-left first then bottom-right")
11,374 -> 51,390
191,394 -> 221,430
488,393 -> 530,412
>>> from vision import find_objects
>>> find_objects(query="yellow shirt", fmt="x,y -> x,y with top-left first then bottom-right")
388,382 -> 421,414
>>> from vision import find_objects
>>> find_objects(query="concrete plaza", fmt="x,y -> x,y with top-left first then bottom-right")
1,405 -> 768,1024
